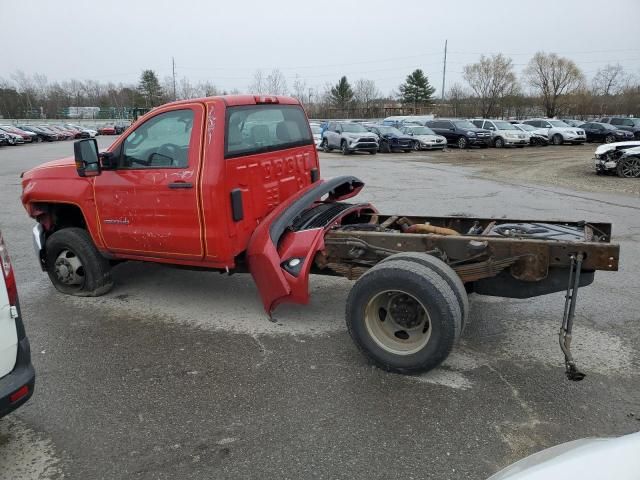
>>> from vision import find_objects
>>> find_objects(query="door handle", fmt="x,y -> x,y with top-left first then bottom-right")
168,182 -> 193,189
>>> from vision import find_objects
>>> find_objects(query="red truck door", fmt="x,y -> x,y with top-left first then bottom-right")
93,103 -> 206,260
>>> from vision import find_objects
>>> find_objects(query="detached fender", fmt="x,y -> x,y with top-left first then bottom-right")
246,176 -> 364,312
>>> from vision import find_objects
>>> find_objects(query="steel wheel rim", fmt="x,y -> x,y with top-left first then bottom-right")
53,249 -> 85,286
364,290 -> 432,355
621,158 -> 640,177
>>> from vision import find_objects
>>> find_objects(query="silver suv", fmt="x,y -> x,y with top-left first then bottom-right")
471,119 -> 528,148
322,121 -> 378,155
523,119 -> 586,145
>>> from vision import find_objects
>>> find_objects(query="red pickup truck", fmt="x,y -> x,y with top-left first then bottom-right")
21,95 -> 620,379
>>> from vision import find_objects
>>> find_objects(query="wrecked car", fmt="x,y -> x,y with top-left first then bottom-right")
594,141 -> 640,177
20,95 -> 620,379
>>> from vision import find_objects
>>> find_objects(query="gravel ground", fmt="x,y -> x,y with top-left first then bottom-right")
409,143 -> 640,197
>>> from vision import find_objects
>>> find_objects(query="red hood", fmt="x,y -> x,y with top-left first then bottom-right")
28,157 -> 75,171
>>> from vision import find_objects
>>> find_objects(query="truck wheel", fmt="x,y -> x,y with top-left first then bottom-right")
552,134 -> 563,145
346,260 -> 461,374
617,157 -> 640,178
322,139 -> 332,153
45,227 -> 113,296
341,141 -> 350,155
457,137 -> 468,149
379,252 -> 469,330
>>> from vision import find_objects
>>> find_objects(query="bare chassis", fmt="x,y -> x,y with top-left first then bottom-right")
319,214 -> 619,380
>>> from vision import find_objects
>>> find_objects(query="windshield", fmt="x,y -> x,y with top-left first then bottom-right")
493,121 -> 518,130
600,123 -> 618,130
453,120 -> 476,129
341,123 -> 368,133
376,126 -> 403,135
516,124 -> 535,132
406,126 -> 435,135
549,120 -> 569,127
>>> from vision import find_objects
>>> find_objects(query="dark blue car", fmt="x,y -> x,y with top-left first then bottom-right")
364,125 -> 414,153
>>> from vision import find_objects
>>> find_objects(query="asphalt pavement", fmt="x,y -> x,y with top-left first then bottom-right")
0,139 -> 638,479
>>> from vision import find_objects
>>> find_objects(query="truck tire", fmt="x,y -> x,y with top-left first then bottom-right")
45,227 -> 113,297
379,252 -> 469,331
552,134 -> 563,145
346,260 -> 462,374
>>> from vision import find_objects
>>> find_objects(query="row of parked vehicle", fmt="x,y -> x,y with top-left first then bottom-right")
0,122 -> 128,147
309,115 -> 640,154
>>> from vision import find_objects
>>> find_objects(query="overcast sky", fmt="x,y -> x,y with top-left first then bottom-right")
2,0 -> 640,97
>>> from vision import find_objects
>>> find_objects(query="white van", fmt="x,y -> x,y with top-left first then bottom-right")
0,229 -> 34,417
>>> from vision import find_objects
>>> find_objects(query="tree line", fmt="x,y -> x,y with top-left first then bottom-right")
1,51 -> 639,119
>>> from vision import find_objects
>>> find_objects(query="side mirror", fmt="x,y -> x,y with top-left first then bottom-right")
73,138 -> 101,177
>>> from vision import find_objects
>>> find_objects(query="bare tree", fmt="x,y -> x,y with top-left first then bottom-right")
353,78 -> 381,112
265,69 -> 288,95
249,70 -> 266,94
462,54 -> 518,118
291,75 -> 308,103
447,83 -> 470,117
524,52 -> 585,117
592,63 -> 626,96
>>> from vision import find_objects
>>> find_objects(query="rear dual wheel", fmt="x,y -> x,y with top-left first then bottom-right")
346,254 -> 466,374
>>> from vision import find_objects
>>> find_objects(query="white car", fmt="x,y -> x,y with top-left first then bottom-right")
0,229 -> 35,417
399,125 -> 446,150
66,124 -> 97,138
488,431 -> 640,479
472,119 -> 528,147
309,123 -> 323,150
594,141 -> 640,176
513,124 -> 549,146
523,119 -> 586,145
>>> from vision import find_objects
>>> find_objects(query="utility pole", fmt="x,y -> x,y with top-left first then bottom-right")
441,40 -> 447,101
172,57 -> 177,101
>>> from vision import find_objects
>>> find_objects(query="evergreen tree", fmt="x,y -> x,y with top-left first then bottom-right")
330,76 -> 354,110
399,69 -> 436,108
137,70 -> 164,107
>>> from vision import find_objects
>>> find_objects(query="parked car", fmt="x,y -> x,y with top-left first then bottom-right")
0,125 -> 35,143
580,122 -> 634,144
0,128 -> 24,145
321,121 -> 378,155
599,117 -> 640,139
114,122 -> 130,134
17,125 -> 57,142
522,119 -> 586,145
382,115 -> 435,127
98,124 -> 117,135
513,124 -> 549,146
593,141 -> 640,177
425,119 -> 492,149
45,125 -> 74,140
36,125 -> 64,140
0,132 -> 9,147
364,124 -> 413,153
487,431 -> 640,480
471,119 -> 528,148
561,118 -> 586,128
309,123 -> 323,149
65,124 -> 97,138
0,229 -> 35,418
399,125 -> 446,150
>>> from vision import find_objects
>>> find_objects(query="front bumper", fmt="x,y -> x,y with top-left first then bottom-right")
595,157 -> 617,172
0,334 -> 35,418
565,134 -> 586,142
469,136 -> 491,146
419,141 -> 446,150
348,141 -> 378,152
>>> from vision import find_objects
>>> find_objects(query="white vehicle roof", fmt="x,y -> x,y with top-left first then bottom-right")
594,140 -> 640,156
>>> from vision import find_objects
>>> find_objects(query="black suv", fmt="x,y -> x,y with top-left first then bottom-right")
364,125 -> 414,153
425,119 -> 491,149
599,117 -> 640,139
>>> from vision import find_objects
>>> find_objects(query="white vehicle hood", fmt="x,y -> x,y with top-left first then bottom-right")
595,140 -> 640,156
414,134 -> 444,142
488,431 -> 640,480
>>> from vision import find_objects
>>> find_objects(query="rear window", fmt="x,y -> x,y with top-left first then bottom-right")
225,104 -> 313,159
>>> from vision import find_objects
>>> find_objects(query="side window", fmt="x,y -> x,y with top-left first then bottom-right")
121,109 -> 193,169
623,119 -> 634,126
471,120 -> 483,128
542,121 -> 552,128
485,121 -> 495,130
610,118 -> 622,125
328,122 -> 336,131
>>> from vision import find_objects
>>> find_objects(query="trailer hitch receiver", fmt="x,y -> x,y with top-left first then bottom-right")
559,252 -> 586,381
